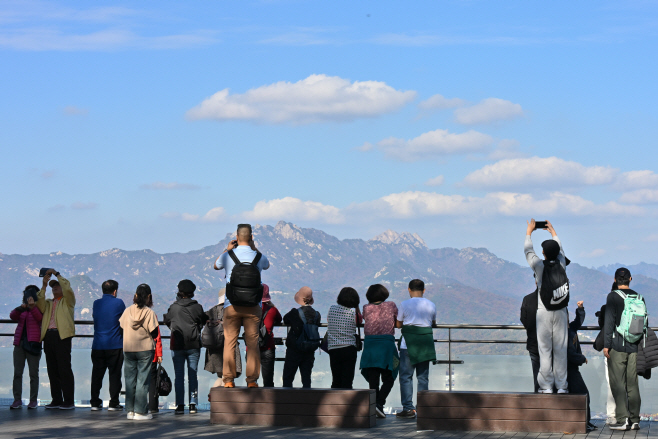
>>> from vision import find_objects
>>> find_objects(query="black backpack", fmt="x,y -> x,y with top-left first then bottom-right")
155,364 -> 172,397
226,250 -> 264,307
540,260 -> 569,310
201,304 -> 225,349
258,307 -> 271,348
296,308 -> 321,353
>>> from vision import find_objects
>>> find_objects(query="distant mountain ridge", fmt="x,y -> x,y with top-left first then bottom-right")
1,221 -> 657,328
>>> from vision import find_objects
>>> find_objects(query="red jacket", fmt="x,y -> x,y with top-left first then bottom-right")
10,306 -> 43,346
153,326 -> 163,363
261,303 -> 282,351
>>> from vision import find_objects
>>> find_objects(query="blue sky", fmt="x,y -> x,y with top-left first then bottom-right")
2,0 -> 658,267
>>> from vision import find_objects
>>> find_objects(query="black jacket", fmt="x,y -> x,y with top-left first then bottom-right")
283,306 -> 320,351
163,297 -> 208,350
520,290 -> 538,355
604,288 -> 646,353
567,307 -> 586,369
638,327 -> 658,379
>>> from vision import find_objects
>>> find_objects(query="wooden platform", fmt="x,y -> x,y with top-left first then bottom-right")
416,391 -> 588,434
209,387 -> 376,428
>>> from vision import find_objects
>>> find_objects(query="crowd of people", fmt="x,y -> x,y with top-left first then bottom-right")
7,221 -> 658,429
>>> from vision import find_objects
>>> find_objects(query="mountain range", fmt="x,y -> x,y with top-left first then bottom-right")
2,221 -> 657,347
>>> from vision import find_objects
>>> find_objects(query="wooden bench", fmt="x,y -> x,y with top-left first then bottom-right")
416,391 -> 588,434
209,387 -> 376,428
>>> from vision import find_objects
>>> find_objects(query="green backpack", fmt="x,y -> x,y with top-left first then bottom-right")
614,290 -> 648,345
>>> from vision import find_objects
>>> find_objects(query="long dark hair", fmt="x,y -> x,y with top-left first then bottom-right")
134,284 -> 153,308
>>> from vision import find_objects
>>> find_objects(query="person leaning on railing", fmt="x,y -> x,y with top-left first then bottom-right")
327,287 -> 363,390
37,269 -> 76,410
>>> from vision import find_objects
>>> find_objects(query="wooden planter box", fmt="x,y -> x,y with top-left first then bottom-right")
209,387 -> 376,428
416,391 -> 587,434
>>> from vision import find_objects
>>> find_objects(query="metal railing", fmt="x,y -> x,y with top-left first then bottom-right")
3,319 -> 656,392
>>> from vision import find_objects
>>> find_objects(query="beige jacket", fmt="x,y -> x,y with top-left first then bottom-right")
119,304 -> 159,352
37,275 -> 76,341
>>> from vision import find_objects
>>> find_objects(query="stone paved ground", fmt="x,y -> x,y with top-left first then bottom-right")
1,408 -> 656,439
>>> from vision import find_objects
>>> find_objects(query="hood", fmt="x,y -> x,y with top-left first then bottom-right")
129,304 -> 152,330
176,297 -> 198,307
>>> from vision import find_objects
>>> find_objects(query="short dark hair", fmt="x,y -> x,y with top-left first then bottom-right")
366,284 -> 389,303
237,224 -> 253,241
337,287 -> 360,308
134,283 -> 153,308
409,279 -> 425,292
102,279 -> 119,295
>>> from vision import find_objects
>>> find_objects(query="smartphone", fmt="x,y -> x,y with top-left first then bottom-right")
534,221 -> 548,230
39,267 -> 53,277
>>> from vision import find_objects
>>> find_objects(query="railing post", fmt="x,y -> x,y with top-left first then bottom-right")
448,328 -> 452,392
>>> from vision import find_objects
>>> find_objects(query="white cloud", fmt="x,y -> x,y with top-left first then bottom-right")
424,176 -> 445,187
185,74 -> 416,124
615,170 -> 658,191
462,157 -> 618,190
454,98 -> 524,125
646,234 -> 658,242
418,94 -> 465,110
140,182 -> 200,190
580,248 -> 607,258
620,189 -> 658,204
71,202 -> 98,210
243,197 -> 344,224
183,207 -> 226,223
372,129 -> 494,162
63,105 -> 88,115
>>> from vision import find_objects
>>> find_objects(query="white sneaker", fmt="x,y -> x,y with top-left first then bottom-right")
631,423 -> 640,430
133,413 -> 153,420
127,412 -> 134,420
557,389 -> 569,394
606,417 -> 617,424
538,389 -> 553,394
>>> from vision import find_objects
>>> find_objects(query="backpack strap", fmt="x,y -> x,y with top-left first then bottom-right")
252,251 -> 262,266
615,290 -> 627,300
298,308 -> 307,324
227,249 -> 241,265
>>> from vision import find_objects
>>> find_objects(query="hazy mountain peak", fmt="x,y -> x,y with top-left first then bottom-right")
99,248 -> 122,257
458,247 -> 503,265
369,229 -> 427,249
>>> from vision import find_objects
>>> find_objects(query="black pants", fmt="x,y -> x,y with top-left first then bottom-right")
44,330 -> 74,405
282,348 -> 315,388
90,348 -> 124,407
148,362 -> 159,411
364,367 -> 394,409
568,367 -> 591,423
329,346 -> 357,389
529,352 -> 540,393
261,349 -> 276,387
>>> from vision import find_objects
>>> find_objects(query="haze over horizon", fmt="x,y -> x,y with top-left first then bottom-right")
2,1 -> 658,267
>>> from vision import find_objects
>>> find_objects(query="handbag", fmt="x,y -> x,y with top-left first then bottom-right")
355,312 -> 363,351
155,364 -> 172,397
320,331 -> 329,353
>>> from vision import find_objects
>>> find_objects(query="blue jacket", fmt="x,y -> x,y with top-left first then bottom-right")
92,294 -> 126,350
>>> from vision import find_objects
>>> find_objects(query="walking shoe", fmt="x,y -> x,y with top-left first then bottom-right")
59,404 -> 75,410
587,422 -> 598,430
107,405 -> 123,411
538,389 -> 553,394
224,382 -> 235,388
189,404 -> 197,414
247,382 -> 259,388
45,402 -> 61,409
133,413 -> 152,420
375,406 -> 386,418
606,417 -> 617,424
27,400 -> 38,409
395,409 -> 417,419
631,423 -> 640,430
175,405 -> 185,414
148,408 -> 159,414
90,404 -> 102,411
609,420 -> 630,431
10,400 -> 22,409
557,389 -> 569,394
127,412 -> 134,420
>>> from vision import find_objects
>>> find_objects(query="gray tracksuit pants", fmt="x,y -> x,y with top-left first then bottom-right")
536,307 -> 568,391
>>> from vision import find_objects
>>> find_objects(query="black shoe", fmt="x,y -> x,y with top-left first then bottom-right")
395,409 -> 417,419
609,420 -> 630,431
175,405 -> 185,414
45,402 -> 61,409
148,408 -> 159,414
375,406 -> 386,418
107,405 -> 123,411
189,404 -> 197,414
587,422 -> 598,430
90,405 -> 102,411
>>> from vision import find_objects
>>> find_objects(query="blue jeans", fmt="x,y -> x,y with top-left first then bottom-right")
399,349 -> 430,411
124,350 -> 154,415
172,349 -> 200,406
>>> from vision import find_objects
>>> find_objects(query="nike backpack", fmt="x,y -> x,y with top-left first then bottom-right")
539,259 -> 570,310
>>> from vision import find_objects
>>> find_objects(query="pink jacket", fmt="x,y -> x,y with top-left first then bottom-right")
10,306 -> 43,346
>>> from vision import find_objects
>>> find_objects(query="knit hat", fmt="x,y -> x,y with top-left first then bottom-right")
541,240 -> 560,261
294,286 -> 314,306
218,287 -> 226,305
262,284 -> 271,303
178,279 -> 196,296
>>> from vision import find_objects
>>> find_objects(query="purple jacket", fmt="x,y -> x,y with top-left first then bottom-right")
10,306 -> 43,346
